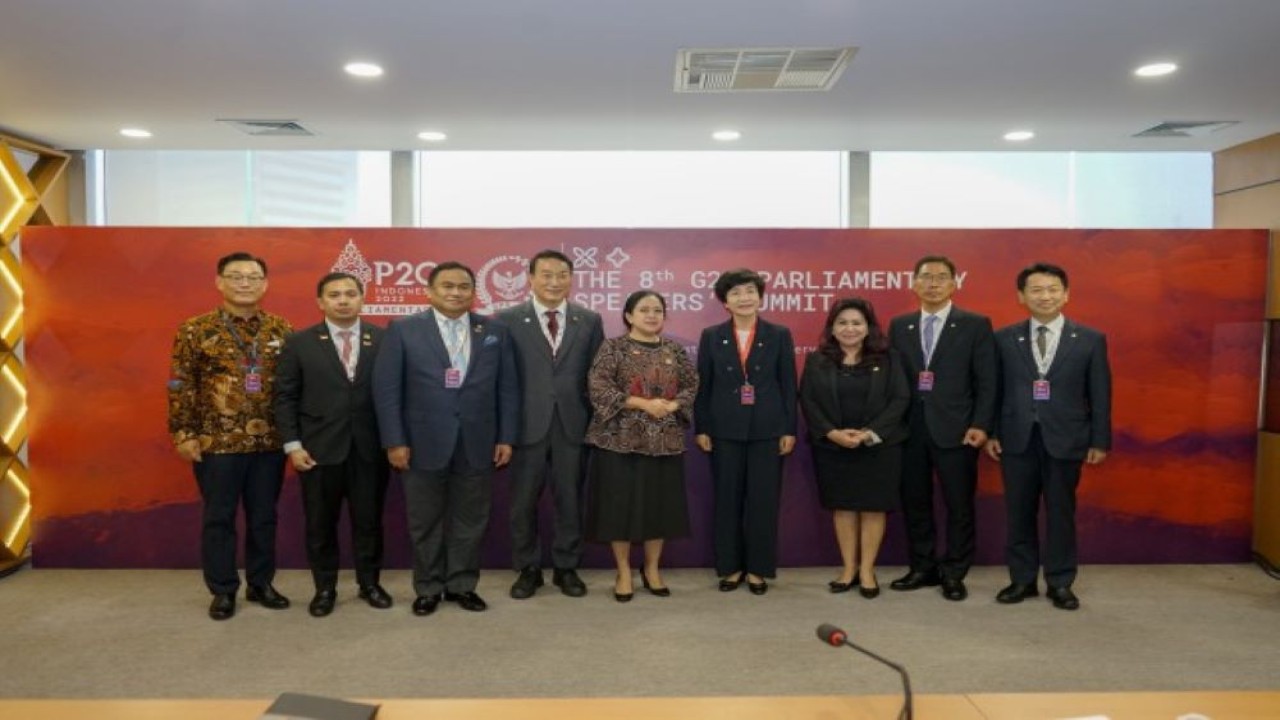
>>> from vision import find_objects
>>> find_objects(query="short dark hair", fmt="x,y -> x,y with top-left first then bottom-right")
316,272 -> 363,297
529,249 -> 573,274
1016,262 -> 1069,291
217,252 -> 267,277
428,261 -> 476,286
622,290 -> 666,330
713,268 -> 766,303
913,255 -> 956,278
817,296 -> 889,365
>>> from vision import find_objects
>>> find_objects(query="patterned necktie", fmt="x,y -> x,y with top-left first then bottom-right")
1036,325 -> 1049,360
448,318 -> 467,372
922,314 -> 938,365
338,329 -> 355,379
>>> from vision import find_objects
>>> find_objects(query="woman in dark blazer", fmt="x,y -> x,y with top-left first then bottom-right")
694,269 -> 797,595
799,297 -> 909,598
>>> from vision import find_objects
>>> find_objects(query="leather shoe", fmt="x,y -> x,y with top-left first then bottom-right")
358,584 -> 393,609
996,582 -> 1040,604
553,568 -> 587,598
208,593 -> 236,621
246,584 -> 290,609
412,594 -> 441,616
1047,586 -> 1080,610
640,570 -> 671,597
309,589 -> 336,617
510,567 -> 544,599
890,569 -> 941,591
747,579 -> 768,595
719,574 -> 744,592
858,578 -> 881,599
941,578 -> 968,601
444,591 -> 488,612
828,577 -> 859,593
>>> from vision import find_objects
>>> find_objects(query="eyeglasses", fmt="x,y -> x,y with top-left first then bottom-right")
222,274 -> 266,284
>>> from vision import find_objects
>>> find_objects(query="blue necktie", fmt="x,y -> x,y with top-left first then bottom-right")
922,314 -> 938,365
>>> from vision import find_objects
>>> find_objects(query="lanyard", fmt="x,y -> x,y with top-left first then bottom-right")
221,314 -> 261,370
735,321 -> 757,383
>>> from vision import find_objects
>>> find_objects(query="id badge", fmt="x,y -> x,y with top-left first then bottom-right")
1033,379 -> 1051,401
740,383 -> 756,406
244,372 -> 263,393
444,368 -> 463,389
917,371 -> 935,392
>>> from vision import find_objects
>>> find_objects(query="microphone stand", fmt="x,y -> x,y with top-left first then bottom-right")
841,635 -> 913,720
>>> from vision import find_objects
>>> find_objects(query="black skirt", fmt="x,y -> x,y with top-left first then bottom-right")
812,441 -> 902,512
586,449 -> 691,542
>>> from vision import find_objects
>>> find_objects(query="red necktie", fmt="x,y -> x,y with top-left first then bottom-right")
546,310 -> 560,347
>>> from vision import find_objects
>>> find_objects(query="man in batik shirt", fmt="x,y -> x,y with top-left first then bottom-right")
168,251 -> 293,620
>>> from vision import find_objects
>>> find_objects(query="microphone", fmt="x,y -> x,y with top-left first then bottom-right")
816,623 -> 913,720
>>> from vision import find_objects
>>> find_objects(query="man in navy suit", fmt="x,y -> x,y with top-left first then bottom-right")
985,262 -> 1111,611
497,250 -> 604,600
888,256 -> 996,602
373,261 -> 520,616
274,272 -> 391,617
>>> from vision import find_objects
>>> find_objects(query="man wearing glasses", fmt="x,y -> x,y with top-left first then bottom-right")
168,252 -> 294,620
888,256 -> 996,602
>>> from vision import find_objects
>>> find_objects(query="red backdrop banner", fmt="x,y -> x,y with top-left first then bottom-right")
21,227 -> 1268,568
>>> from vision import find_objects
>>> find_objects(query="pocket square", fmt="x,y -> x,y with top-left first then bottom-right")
483,335 -> 500,347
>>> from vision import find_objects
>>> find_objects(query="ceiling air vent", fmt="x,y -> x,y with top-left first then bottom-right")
675,47 -> 856,93
217,119 -> 315,137
1133,120 -> 1238,138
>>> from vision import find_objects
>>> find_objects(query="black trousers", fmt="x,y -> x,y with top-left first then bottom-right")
710,438 -> 783,578
402,437 -> 492,597
1000,424 -> 1083,588
508,410 -> 586,571
193,452 -> 285,595
899,411 -> 979,580
300,447 -> 389,590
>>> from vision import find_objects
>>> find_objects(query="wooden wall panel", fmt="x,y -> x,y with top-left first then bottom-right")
1215,133 -> 1280,194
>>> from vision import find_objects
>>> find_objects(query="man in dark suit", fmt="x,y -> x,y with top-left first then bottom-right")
888,256 -> 996,602
273,272 -> 391,617
373,261 -> 519,616
497,250 -> 604,600
985,262 -> 1111,611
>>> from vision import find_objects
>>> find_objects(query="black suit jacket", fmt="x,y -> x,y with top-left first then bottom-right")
694,318 -> 798,441
888,306 -> 997,447
496,300 -> 604,445
372,309 -> 520,472
799,349 -> 910,447
992,318 -> 1112,460
273,321 -> 384,465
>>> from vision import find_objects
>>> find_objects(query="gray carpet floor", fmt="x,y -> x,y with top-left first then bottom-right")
1,565 -> 1277,699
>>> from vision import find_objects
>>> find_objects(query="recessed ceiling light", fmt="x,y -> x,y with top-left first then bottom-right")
344,62 -> 384,78
1134,62 -> 1177,78
712,129 -> 741,142
1003,130 -> 1035,142
119,128 -> 152,139
417,131 -> 448,142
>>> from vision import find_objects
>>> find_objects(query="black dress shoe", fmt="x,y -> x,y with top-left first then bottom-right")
828,577 -> 859,593
358,584 -> 393,609
615,574 -> 634,602
553,568 -> 588,598
747,579 -> 768,595
510,566 -> 544,599
208,593 -> 236,621
858,577 -> 881,599
444,591 -> 488,612
941,578 -> 968,601
309,589 -> 337,617
889,569 -> 941,591
640,570 -> 671,597
719,574 -> 744,592
1047,586 -> 1080,610
412,594 -> 441,616
246,584 -> 290,609
996,582 -> 1040,604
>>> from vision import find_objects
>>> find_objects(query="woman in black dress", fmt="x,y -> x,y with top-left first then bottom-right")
799,297 -> 909,598
584,290 -> 698,602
